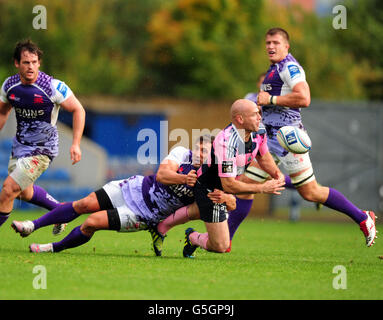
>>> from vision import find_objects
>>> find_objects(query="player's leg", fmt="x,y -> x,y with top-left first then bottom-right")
29,210 -> 109,253
286,153 -> 376,246
0,176 -> 22,227
19,184 -> 60,211
183,186 -> 230,257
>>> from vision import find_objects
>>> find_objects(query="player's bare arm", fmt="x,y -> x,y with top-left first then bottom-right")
156,159 -> 197,187
255,152 -> 284,182
258,81 -> 310,108
220,175 -> 285,195
60,94 -> 86,165
0,101 -> 12,131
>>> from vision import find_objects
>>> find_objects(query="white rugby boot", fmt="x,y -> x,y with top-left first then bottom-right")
29,243 -> 53,253
359,211 -> 377,247
11,220 -> 35,237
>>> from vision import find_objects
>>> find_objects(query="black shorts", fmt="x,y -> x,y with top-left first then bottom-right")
194,183 -> 228,223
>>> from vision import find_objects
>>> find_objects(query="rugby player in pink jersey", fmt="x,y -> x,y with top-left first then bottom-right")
183,98 -> 285,257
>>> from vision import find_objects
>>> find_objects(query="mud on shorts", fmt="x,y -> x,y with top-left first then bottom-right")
8,155 -> 51,191
95,179 -> 148,233
194,183 -> 228,223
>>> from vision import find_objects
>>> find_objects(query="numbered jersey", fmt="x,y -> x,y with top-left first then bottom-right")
121,147 -> 197,224
0,71 -> 73,159
259,53 -> 307,156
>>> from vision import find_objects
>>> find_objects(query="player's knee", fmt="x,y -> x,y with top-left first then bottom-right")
209,239 -> 230,253
73,195 -> 95,214
81,216 -> 100,234
1,181 -> 20,200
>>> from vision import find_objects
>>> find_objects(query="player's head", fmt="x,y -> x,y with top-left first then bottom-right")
13,39 -> 43,84
231,99 -> 261,133
265,27 -> 290,63
192,134 -> 214,168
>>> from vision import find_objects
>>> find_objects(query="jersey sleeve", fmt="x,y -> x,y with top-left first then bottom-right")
0,80 -> 8,103
280,62 -> 306,89
244,92 -> 258,103
213,134 -> 238,178
163,146 -> 191,165
51,79 -> 73,104
257,133 -> 269,156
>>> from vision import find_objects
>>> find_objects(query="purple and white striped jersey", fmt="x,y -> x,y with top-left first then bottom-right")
0,71 -> 73,159
121,147 -> 197,225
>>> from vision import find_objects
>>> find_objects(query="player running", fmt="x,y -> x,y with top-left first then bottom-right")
183,98 -> 285,258
254,27 -> 376,247
12,136 -> 236,255
0,39 -> 85,235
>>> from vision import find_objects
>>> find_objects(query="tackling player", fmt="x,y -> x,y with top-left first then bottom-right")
255,27 -> 377,247
182,98 -> 285,258
0,39 -> 85,235
12,136 -> 236,255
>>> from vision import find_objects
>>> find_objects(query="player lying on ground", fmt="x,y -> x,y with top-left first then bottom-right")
0,39 -> 86,236
12,136 -> 238,254
254,27 -> 376,247
182,98 -> 286,258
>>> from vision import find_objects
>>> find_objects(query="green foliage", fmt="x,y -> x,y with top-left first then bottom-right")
0,0 -> 381,101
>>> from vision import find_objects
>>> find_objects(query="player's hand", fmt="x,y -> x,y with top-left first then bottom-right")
208,189 -> 237,211
70,144 -> 82,165
257,91 -> 271,106
207,189 -> 227,204
186,169 -> 197,187
261,178 -> 285,195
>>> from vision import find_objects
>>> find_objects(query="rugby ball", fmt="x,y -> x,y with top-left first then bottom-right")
276,126 -> 311,154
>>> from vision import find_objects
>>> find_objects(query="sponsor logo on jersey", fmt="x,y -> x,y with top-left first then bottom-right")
56,82 -> 68,98
261,83 -> 272,91
222,160 -> 234,173
34,94 -> 44,104
9,94 -> 21,102
288,64 -> 301,79
15,107 -> 44,118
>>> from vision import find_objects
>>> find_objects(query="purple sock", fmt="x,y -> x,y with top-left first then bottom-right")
33,202 -> 79,230
284,175 -> 295,189
52,226 -> 91,252
228,198 -> 253,240
324,188 -> 367,224
0,212 -> 10,227
29,185 -> 60,210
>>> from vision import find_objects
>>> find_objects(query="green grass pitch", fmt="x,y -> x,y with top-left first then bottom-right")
0,210 -> 381,300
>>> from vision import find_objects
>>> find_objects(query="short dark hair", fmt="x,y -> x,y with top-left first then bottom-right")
266,27 -> 289,42
13,39 -> 43,62
196,134 -> 215,145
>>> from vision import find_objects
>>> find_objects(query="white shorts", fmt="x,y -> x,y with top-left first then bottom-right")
245,151 -> 315,187
8,155 -> 51,191
102,179 -> 148,233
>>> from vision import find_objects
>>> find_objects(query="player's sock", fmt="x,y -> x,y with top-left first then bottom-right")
0,212 -> 11,227
228,198 -> 253,240
32,202 -> 79,231
52,226 -> 91,253
28,185 -> 60,210
157,206 -> 190,235
323,188 -> 367,224
284,175 -> 295,189
189,231 -> 209,250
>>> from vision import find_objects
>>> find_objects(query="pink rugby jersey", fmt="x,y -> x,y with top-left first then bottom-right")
197,123 -> 268,191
